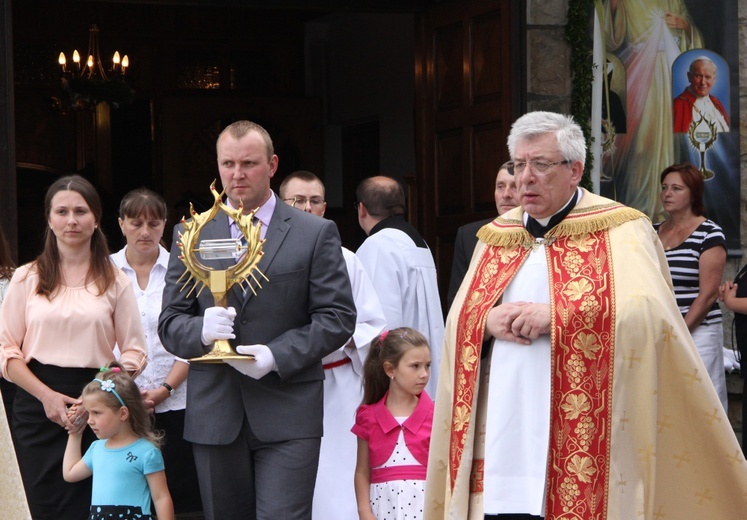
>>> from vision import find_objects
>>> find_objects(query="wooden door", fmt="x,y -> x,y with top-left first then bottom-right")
414,0 -> 519,314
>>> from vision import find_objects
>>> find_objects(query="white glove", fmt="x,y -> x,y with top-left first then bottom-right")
226,344 -> 276,380
200,306 -> 237,345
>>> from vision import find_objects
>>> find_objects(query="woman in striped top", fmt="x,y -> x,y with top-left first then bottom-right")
655,163 -> 727,411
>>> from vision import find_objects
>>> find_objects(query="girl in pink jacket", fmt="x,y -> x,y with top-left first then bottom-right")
352,327 -> 434,520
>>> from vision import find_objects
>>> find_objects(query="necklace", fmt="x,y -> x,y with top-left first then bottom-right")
659,217 -> 703,251
59,250 -> 92,287
63,267 -> 89,287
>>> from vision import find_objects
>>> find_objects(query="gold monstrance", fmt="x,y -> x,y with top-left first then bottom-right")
177,181 -> 268,363
687,115 -> 718,180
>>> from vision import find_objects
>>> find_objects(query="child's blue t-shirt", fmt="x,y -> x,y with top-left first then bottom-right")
82,437 -> 165,514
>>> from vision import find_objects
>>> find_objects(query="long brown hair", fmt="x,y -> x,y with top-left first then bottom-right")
361,327 -> 429,405
81,361 -> 163,448
34,175 -> 115,298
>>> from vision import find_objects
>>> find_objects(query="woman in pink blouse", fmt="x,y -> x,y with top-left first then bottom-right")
0,175 -> 147,520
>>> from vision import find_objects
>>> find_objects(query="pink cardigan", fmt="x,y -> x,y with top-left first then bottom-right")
351,390 -> 433,471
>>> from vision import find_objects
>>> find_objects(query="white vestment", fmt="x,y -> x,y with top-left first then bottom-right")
484,244 -> 551,515
692,95 -> 730,133
357,229 -> 445,396
312,247 -> 387,520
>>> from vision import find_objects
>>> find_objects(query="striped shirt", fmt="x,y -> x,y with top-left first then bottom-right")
654,219 -> 725,325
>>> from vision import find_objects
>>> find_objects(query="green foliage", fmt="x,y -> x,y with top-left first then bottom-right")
565,0 -> 595,191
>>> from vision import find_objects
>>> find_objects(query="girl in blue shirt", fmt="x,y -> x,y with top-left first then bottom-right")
63,363 -> 174,520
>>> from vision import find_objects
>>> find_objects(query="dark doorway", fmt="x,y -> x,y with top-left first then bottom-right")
336,119 -> 380,251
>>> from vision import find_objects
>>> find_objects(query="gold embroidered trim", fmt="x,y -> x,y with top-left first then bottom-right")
476,203 -> 647,249
449,244 -> 530,490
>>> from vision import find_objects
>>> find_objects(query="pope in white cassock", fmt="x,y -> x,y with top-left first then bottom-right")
278,172 -> 387,520
424,112 -> 747,520
355,175 -> 445,397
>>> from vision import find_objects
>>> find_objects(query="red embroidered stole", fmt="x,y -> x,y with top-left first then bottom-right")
450,230 -> 614,520
450,238 -> 529,488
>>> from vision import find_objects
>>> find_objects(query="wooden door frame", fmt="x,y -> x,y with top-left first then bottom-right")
0,0 -> 18,261
413,0 -> 525,305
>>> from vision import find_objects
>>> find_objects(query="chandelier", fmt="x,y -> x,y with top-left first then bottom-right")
55,24 -> 134,110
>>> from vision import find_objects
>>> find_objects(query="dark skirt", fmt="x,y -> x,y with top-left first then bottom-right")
12,360 -> 98,520
88,505 -> 153,520
0,377 -> 16,418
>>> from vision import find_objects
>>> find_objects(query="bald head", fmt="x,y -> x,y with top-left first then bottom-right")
355,176 -> 406,218
355,176 -> 407,235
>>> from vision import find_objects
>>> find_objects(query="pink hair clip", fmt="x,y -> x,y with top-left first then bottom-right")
379,330 -> 389,343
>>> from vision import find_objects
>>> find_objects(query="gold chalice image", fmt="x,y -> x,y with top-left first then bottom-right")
687,115 -> 717,180
176,181 -> 268,363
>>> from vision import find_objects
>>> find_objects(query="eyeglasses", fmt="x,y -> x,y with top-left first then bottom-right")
282,197 -> 325,209
506,160 -> 571,176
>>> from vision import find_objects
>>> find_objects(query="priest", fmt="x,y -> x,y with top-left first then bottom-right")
424,111 -> 747,519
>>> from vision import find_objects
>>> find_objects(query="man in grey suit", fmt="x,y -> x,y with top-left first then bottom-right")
158,120 -> 356,520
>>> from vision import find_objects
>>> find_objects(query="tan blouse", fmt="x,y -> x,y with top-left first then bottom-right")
0,263 -> 147,379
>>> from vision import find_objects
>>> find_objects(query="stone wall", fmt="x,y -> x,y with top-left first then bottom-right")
525,0 -> 744,444
737,2 -> 747,267
526,0 -> 571,114
730,0 -> 747,446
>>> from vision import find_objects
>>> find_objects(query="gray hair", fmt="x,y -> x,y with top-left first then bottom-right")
507,111 -> 586,166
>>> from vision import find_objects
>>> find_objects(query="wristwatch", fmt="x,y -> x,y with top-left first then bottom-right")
161,382 -> 174,396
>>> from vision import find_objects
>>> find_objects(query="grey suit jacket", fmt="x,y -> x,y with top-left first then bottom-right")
158,194 -> 356,444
